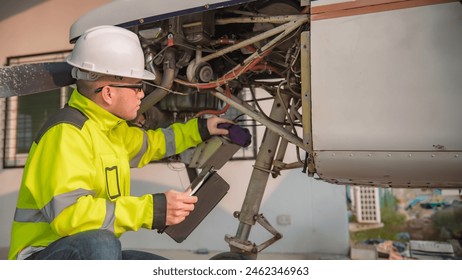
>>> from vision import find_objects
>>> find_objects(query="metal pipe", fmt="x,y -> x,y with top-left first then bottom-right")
199,16 -> 308,64
209,91 -> 305,150
227,17 -> 307,75
182,15 -> 305,29
215,15 -> 307,25
139,48 -> 176,114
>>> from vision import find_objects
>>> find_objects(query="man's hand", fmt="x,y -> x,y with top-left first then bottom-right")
164,190 -> 198,226
206,116 -> 234,136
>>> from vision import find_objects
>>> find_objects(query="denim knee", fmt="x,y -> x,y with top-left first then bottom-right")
88,230 -> 120,247
75,229 -> 122,259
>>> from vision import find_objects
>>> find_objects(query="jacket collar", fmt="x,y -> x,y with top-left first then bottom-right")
68,88 -> 124,132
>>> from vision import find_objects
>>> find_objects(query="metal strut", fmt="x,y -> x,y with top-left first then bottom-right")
223,92 -> 292,259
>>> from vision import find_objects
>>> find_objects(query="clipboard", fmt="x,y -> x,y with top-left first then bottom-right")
161,170 -> 230,243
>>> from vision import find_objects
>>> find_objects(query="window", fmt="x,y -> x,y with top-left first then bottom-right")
221,88 -> 258,160
3,50 -> 72,167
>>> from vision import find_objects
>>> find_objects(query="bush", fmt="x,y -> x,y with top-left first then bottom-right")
350,196 -> 406,243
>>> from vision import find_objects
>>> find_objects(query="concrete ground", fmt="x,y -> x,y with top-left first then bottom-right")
141,249 -> 348,260
0,247 -> 348,260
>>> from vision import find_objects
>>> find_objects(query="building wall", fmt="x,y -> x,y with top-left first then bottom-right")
0,0 -> 111,64
0,0 -> 350,257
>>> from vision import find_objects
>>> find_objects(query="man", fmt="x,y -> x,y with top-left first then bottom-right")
8,25 -> 232,260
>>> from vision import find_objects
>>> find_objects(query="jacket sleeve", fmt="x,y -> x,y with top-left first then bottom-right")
118,118 -> 208,168
24,124 -> 156,237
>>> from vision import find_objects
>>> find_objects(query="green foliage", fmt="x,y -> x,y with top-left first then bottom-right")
431,205 -> 462,239
350,196 -> 407,243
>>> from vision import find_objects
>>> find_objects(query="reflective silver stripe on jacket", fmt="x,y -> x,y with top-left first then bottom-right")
13,208 -> 47,223
13,188 -> 115,229
14,188 -> 94,223
130,130 -> 148,168
101,200 -> 115,232
42,188 -> 95,222
161,127 -> 176,157
17,246 -> 46,260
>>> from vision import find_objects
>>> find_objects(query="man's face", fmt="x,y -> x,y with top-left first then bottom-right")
103,78 -> 145,121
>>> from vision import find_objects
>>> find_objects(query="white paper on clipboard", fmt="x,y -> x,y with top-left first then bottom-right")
187,167 -> 215,196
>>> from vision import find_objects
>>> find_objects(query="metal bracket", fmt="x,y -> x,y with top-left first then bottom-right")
225,212 -> 283,255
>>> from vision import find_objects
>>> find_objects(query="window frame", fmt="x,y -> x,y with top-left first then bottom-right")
3,50 -> 72,168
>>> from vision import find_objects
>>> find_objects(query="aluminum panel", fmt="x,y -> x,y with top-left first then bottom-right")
314,150 -> 462,188
310,2 -> 462,151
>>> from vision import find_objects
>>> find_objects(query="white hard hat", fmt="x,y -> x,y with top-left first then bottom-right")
66,25 -> 155,80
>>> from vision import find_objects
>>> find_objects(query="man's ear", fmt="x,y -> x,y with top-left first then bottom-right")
100,86 -> 113,105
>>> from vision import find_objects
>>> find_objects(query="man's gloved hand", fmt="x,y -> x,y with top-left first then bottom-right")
206,116 -> 234,136
217,123 -> 252,147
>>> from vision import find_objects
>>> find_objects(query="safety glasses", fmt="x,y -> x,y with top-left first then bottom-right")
94,82 -> 146,93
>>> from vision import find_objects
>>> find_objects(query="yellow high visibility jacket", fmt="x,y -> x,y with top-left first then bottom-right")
9,89 -> 206,260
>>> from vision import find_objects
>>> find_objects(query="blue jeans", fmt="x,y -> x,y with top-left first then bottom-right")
26,229 -> 167,260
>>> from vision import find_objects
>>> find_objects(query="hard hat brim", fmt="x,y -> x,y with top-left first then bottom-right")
141,70 -> 156,81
